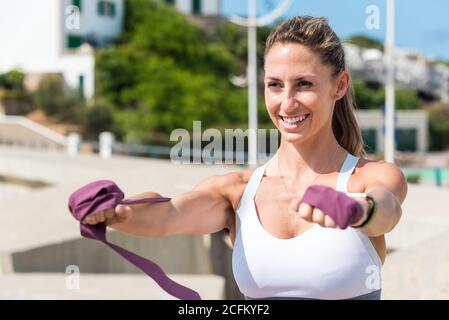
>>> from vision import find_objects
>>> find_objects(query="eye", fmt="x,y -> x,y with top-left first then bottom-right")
297,80 -> 313,88
267,82 -> 280,88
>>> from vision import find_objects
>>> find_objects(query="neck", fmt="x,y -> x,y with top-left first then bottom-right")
275,125 -> 345,182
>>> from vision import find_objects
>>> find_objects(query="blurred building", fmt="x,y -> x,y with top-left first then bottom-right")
0,0 -> 125,100
356,110 -> 428,154
165,0 -> 221,16
344,43 -> 449,102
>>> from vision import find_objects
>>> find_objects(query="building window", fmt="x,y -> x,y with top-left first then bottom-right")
192,0 -> 201,15
165,0 -> 174,5
397,128 -> 417,152
78,75 -> 85,99
72,0 -> 81,11
98,0 -> 116,17
67,35 -> 83,48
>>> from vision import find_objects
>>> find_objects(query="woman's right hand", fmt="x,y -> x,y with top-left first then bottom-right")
82,204 -> 133,226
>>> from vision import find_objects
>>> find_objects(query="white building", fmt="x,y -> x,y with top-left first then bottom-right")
0,0 -> 125,100
356,110 -> 428,154
344,43 -> 449,102
167,0 -> 221,16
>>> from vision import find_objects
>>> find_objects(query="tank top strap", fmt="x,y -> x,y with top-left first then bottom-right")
236,162 -> 268,212
336,153 -> 360,193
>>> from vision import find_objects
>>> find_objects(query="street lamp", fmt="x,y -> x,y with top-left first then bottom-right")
384,0 -> 395,163
229,0 -> 292,167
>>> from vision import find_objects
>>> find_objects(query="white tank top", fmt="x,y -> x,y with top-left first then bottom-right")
232,153 -> 383,300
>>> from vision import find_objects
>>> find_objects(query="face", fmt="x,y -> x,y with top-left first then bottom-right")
264,42 -> 349,144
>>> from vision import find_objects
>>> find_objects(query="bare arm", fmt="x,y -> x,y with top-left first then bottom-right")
354,161 -> 408,237
82,174 -> 236,238
291,160 -> 407,237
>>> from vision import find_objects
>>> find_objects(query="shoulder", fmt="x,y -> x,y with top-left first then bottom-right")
356,158 -> 408,204
193,167 -> 255,200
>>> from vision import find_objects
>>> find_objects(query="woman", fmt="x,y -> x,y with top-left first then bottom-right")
83,16 -> 407,300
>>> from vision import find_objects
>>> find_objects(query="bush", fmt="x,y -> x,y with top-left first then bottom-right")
33,75 -> 85,123
83,101 -> 119,140
428,103 -> 449,151
406,174 -> 421,184
352,80 -> 421,110
0,70 -> 33,115
0,70 -> 25,91
352,80 -> 384,109
396,87 -> 421,110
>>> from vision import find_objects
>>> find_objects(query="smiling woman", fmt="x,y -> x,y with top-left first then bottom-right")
77,15 -> 407,301
263,17 -> 363,156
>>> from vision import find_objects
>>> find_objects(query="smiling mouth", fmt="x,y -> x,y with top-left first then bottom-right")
279,114 -> 310,126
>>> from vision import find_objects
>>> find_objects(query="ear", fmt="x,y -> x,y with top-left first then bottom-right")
334,70 -> 350,100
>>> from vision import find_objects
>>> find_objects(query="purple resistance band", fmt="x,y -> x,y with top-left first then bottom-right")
301,185 -> 364,229
68,180 -> 201,300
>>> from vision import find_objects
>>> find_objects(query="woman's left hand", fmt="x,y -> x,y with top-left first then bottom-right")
289,185 -> 369,229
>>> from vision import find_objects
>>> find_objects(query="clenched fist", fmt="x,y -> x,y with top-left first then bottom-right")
290,185 -> 369,229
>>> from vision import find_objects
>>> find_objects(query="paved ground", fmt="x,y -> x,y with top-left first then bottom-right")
1,146 -> 448,299
0,273 -> 224,299
382,184 -> 449,299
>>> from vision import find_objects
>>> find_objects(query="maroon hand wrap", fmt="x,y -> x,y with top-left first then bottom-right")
301,185 -> 364,229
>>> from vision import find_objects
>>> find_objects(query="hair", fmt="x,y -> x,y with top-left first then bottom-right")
264,16 -> 366,157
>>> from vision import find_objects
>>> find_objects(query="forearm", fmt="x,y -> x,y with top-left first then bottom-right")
109,190 -> 231,238
356,184 -> 402,237
109,192 -> 172,237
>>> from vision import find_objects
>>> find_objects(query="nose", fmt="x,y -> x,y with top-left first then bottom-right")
280,88 -> 299,114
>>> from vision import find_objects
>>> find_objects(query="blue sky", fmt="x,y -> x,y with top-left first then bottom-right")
221,0 -> 449,61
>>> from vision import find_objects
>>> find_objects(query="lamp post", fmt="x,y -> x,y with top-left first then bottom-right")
229,0 -> 292,167
384,0 -> 396,163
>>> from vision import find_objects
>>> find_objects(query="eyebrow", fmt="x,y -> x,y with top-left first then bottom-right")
265,75 -> 316,81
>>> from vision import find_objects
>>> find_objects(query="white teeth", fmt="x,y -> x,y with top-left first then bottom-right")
282,114 -> 309,124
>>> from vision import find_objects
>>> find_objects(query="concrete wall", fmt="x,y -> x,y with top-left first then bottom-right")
13,231 -> 212,275
0,116 -> 67,150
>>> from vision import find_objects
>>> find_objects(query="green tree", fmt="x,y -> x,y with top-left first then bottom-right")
95,0 -> 247,144
352,80 -> 384,109
346,35 -> 384,51
395,87 -> 420,110
352,80 -> 421,110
